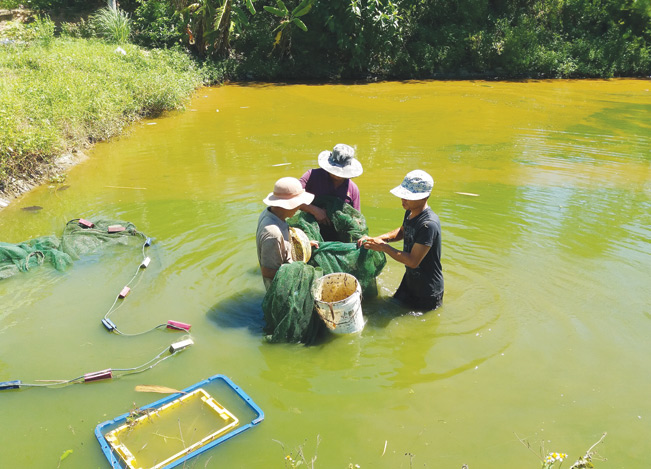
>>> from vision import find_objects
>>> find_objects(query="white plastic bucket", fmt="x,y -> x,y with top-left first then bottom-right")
312,273 -> 364,334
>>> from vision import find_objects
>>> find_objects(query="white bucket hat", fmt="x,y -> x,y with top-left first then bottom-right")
317,143 -> 363,178
390,170 -> 434,200
264,177 -> 315,210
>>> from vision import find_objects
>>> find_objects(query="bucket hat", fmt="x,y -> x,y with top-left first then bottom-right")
390,170 -> 434,200
264,177 -> 315,210
318,144 -> 363,178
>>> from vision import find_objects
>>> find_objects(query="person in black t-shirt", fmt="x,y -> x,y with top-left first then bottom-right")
357,170 -> 443,311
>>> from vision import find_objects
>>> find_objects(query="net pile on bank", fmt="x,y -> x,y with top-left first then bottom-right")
262,196 -> 386,344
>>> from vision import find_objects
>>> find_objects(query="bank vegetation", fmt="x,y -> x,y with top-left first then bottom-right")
0,12 -> 204,193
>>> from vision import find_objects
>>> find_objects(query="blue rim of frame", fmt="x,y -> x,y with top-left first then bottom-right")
95,374 -> 265,469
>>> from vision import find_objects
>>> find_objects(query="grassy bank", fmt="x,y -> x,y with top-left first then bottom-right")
0,30 -> 205,190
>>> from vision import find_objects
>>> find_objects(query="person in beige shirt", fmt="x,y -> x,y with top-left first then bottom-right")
256,177 -> 315,290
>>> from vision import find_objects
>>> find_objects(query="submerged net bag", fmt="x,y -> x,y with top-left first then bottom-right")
0,218 -> 146,280
0,236 -> 72,280
261,262 -> 325,344
60,219 -> 143,259
262,196 -> 386,344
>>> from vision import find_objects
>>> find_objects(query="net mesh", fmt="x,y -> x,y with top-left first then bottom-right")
261,262 -> 324,345
262,196 -> 386,344
0,219 -> 146,280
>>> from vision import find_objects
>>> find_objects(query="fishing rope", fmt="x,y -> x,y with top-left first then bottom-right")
86,220 -> 192,337
6,338 -> 194,390
0,218 -> 194,393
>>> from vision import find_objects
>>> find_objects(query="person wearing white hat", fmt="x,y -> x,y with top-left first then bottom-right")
299,143 -> 363,232
357,170 -> 443,311
256,177 -> 316,290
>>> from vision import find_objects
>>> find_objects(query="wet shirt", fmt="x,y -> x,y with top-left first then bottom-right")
394,207 -> 443,309
256,207 -> 293,290
299,168 -> 360,210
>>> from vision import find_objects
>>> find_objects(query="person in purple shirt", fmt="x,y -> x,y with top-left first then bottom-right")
299,143 -> 362,229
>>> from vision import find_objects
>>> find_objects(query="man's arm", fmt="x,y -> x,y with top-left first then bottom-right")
260,265 -> 278,282
348,181 -> 361,211
259,235 -> 287,283
368,241 -> 431,269
358,225 -> 430,269
299,169 -> 331,225
300,203 -> 331,225
357,226 -> 404,247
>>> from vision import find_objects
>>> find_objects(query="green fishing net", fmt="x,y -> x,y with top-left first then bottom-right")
0,218 -> 146,280
308,242 -> 385,298
261,262 -> 325,345
262,197 -> 386,344
286,195 -> 369,243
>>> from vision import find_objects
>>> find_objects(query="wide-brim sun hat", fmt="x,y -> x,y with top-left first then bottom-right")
264,177 -> 315,210
390,170 -> 434,200
318,143 -> 363,179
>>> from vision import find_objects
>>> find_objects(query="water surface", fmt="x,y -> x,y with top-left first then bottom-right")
0,79 -> 650,468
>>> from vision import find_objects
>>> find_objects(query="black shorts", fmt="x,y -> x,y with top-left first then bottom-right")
394,280 -> 444,312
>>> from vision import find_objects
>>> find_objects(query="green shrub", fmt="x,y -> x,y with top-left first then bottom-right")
0,0 -> 23,8
59,18 -> 98,39
0,15 -> 55,46
131,0 -> 182,49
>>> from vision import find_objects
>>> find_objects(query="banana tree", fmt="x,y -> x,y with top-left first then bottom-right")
263,0 -> 313,58
175,0 -> 256,57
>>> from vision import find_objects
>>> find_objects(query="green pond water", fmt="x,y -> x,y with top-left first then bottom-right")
0,79 -> 650,468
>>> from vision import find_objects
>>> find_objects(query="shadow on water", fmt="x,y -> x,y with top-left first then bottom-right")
206,287 -> 337,346
206,289 -> 266,335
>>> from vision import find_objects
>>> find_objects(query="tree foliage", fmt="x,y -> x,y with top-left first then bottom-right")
19,0 -> 651,79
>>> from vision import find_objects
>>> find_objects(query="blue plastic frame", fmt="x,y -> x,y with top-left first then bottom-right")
95,374 -> 264,469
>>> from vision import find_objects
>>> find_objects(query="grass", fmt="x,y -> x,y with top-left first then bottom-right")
92,5 -> 131,44
0,22 -> 205,188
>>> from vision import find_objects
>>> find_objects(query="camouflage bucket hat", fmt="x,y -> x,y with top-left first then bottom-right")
317,143 -> 363,178
390,170 -> 434,200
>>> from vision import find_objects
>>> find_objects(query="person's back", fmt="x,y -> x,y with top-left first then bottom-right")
256,207 -> 292,290
256,177 -> 314,289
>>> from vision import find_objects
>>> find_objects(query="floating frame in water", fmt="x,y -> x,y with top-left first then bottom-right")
95,374 -> 264,469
